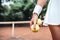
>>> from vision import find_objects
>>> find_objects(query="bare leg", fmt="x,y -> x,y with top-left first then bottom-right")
48,25 -> 60,40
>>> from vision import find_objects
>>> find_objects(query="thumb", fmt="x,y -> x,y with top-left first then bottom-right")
34,20 -> 36,28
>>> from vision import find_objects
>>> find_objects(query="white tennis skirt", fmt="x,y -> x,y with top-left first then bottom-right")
43,0 -> 60,25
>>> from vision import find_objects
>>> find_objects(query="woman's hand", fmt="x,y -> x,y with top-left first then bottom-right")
30,13 -> 38,28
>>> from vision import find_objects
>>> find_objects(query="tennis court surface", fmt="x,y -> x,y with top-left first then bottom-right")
0,24 -> 52,40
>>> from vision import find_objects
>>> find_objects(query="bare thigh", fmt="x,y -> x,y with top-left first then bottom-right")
48,25 -> 60,40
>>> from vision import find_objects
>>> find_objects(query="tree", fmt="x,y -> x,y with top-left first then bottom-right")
0,0 -> 49,21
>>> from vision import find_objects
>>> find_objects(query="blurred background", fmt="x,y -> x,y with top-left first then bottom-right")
0,0 -> 52,40
0,0 -> 49,21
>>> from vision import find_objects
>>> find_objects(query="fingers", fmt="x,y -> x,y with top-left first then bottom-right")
30,13 -> 38,28
30,20 -> 32,27
30,18 -> 37,28
34,19 -> 36,28
30,19 -> 34,27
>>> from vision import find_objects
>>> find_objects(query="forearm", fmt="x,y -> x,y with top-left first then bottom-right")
33,0 -> 47,16
37,0 -> 47,7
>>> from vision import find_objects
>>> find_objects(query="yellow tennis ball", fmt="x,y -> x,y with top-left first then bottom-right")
31,24 -> 39,32
37,19 -> 42,25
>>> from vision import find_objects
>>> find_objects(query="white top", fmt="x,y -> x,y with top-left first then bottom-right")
43,0 -> 60,25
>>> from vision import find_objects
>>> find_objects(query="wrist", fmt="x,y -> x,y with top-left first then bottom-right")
33,5 -> 42,16
32,13 -> 38,18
